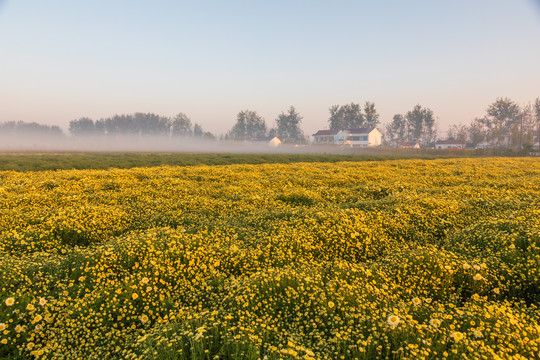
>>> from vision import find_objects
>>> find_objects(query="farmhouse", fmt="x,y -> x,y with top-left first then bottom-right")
253,136 -> 282,147
312,127 -> 382,147
345,127 -> 382,147
312,130 -> 349,145
435,139 -> 466,149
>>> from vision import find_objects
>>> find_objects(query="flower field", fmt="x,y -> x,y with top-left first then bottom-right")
0,157 -> 539,359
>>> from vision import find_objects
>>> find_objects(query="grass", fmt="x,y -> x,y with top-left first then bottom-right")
0,150 -> 490,172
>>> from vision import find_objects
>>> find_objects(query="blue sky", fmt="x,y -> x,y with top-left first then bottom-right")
1,0 -> 539,136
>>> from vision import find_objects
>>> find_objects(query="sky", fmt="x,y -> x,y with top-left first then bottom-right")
1,0 -> 540,137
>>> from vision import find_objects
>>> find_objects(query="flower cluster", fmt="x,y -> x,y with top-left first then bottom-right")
0,158 -> 539,359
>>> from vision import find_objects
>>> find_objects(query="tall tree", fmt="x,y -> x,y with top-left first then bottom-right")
363,101 -> 380,127
274,106 -> 305,143
384,114 -> 407,145
228,110 -> 267,140
535,98 -> 540,148
171,113 -> 193,136
405,104 -> 435,144
468,117 -> 487,147
482,97 -> 521,146
328,103 -> 364,130
193,123 -> 204,137
446,123 -> 468,144
69,117 -> 96,136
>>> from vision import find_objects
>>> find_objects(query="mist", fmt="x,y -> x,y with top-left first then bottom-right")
0,134 -> 360,154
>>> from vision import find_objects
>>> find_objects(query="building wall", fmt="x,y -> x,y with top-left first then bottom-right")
368,130 -> 382,146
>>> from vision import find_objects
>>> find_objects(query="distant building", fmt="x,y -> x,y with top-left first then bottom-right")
344,128 -> 382,147
435,139 -> 466,149
312,130 -> 349,145
312,127 -> 382,147
253,136 -> 282,147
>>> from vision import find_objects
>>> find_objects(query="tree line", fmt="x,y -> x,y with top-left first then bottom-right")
3,97 -> 539,150
68,113 -> 214,139
444,97 -> 540,150
0,121 -> 64,136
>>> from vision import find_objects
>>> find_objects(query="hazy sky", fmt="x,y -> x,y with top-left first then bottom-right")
1,0 -> 539,137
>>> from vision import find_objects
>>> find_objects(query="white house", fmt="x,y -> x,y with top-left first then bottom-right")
344,128 -> 382,147
435,140 -> 466,149
312,130 -> 349,145
268,137 -> 281,147
252,136 -> 282,147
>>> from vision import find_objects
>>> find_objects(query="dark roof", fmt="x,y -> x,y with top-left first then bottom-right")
346,127 -> 375,135
312,129 -> 340,136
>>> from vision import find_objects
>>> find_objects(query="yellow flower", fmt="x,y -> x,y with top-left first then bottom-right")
26,304 -> 35,311
429,318 -> 441,327
387,315 -> 400,328
473,273 -> 483,281
473,330 -> 483,338
493,288 -> 500,294
141,277 -> 149,284
27,342 -> 35,350
140,315 -> 149,323
5,298 -> 15,306
0,323 -> 5,331
1,339 -> 7,345
132,293 -> 139,300
452,331 -> 464,342
328,301 -> 335,308
38,298 -> 47,306
412,297 -> 422,306
15,325 -> 24,333
463,263 -> 471,270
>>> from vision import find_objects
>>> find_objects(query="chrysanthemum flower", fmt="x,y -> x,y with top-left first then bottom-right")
452,331 -> 464,342
328,301 -> 335,308
387,315 -> 400,328
5,298 -> 14,306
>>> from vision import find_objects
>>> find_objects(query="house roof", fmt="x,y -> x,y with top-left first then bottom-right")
346,127 -> 375,135
312,129 -> 340,136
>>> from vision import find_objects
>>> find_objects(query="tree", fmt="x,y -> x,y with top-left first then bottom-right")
405,105 -> 435,144
228,110 -> 267,140
171,113 -> 193,136
446,123 -> 468,144
363,101 -> 380,127
468,117 -> 487,147
328,103 -> 364,130
274,106 -> 305,143
482,97 -> 521,146
69,117 -> 96,136
384,114 -> 407,145
535,98 -> 540,148
193,123 -> 204,137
